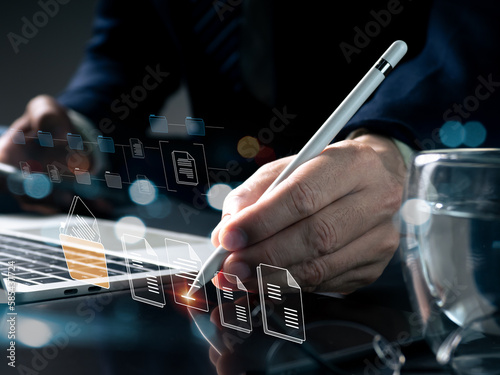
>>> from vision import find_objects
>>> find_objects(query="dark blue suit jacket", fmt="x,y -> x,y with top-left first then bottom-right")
57,0 -> 500,175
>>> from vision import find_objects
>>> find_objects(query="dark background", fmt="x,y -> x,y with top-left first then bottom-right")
0,0 -> 188,126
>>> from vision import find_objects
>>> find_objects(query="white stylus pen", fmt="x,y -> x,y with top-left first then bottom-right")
187,40 -> 407,297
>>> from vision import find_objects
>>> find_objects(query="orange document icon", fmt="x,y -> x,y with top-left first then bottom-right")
59,196 -> 110,288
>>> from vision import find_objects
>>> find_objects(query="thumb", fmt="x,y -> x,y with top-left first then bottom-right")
211,155 -> 293,247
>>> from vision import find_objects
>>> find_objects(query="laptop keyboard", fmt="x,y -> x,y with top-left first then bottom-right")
0,234 -> 132,287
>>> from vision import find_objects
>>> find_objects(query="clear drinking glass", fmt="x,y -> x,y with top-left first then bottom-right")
400,149 -> 500,374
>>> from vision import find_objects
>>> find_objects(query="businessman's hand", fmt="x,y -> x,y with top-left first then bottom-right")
0,95 -> 89,212
211,134 -> 406,294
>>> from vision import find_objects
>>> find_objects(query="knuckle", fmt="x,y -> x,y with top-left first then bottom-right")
300,258 -> 328,288
309,215 -> 338,254
381,229 -> 401,255
262,244 -> 283,267
379,177 -> 404,216
349,140 -> 377,165
286,177 -> 319,217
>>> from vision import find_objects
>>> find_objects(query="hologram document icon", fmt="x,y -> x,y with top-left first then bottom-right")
122,234 -> 166,308
165,238 -> 208,312
59,196 -> 110,289
172,151 -> 198,186
130,138 -> 145,158
215,272 -> 252,334
257,264 -> 306,344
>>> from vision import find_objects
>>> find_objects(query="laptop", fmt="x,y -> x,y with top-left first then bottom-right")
0,211 -> 214,304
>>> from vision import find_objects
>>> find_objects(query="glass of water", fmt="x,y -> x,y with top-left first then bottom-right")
400,149 -> 500,374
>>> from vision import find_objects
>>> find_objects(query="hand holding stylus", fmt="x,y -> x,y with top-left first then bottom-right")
191,41 -> 409,295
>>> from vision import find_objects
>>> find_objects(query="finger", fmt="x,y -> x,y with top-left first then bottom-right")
290,221 -> 399,293
211,156 -> 292,247
222,187 -> 383,277
209,346 -> 221,368
224,219 -> 398,294
218,143 -> 372,251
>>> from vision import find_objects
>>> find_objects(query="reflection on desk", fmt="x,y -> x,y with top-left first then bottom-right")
0,281 -> 453,375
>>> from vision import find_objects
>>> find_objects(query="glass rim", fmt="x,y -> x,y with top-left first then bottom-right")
413,148 -> 500,166
418,148 -> 500,154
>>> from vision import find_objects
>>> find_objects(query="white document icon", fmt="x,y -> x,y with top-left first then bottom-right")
171,151 -> 198,186
215,272 -> 252,334
165,238 -> 208,312
257,263 -> 306,344
122,234 -> 166,308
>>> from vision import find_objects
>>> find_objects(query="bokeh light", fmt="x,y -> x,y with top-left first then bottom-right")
115,216 -> 146,243
237,136 -> 259,159
23,173 -> 52,199
255,145 -> 276,166
18,318 -> 52,348
207,183 -> 233,211
129,178 -> 157,205
400,199 -> 431,226
7,174 -> 25,196
144,195 -> 172,219
439,121 -> 465,148
463,121 -> 487,147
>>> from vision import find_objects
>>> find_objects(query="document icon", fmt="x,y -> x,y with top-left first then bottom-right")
67,133 -> 84,150
165,238 -> 208,312
122,234 -> 166,308
136,175 -> 151,194
215,272 -> 252,334
171,151 -> 198,186
59,196 -> 110,289
257,264 -> 306,344
97,135 -> 115,153
130,138 -> 145,158
11,130 -> 25,145
19,161 -> 31,179
185,117 -> 205,136
37,131 -> 54,147
47,164 -> 62,183
104,171 -> 122,189
149,115 -> 168,133
74,168 -> 91,185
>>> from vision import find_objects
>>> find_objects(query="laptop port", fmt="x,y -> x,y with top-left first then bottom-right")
64,289 -> 78,295
88,286 -> 101,292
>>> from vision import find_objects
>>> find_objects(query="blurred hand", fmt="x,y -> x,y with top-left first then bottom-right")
211,134 -> 407,294
0,95 -> 82,168
0,95 -> 92,213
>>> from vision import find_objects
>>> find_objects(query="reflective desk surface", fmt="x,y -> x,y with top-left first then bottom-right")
0,271 -> 453,375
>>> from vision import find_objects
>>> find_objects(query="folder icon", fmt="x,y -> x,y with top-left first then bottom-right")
104,171 -> 122,189
47,164 -> 62,183
122,234 -> 166,308
149,115 -> 168,133
97,135 -> 115,153
165,238 -> 208,312
185,117 -> 205,136
257,263 -> 306,344
59,196 -> 110,289
11,130 -> 25,145
74,168 -> 91,185
67,133 -> 84,150
130,138 -> 145,158
215,272 -> 252,334
37,131 -> 54,147
171,151 -> 198,186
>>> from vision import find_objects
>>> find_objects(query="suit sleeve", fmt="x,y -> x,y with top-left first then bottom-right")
339,0 -> 500,150
57,0 -> 181,138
